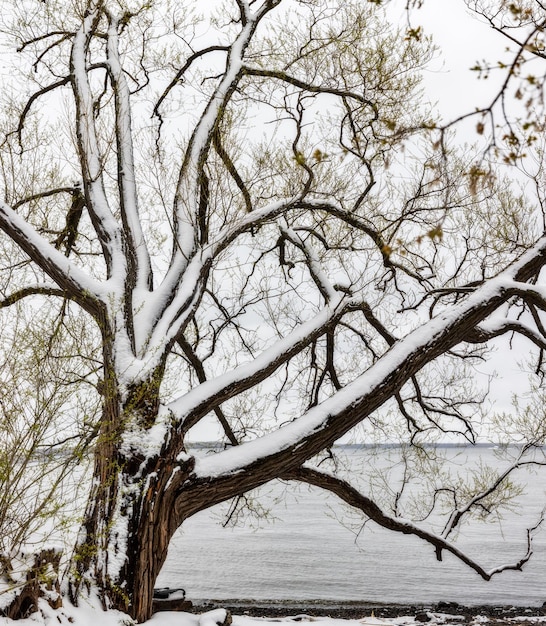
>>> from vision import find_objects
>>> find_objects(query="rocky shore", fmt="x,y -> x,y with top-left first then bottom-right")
194,600 -> 546,623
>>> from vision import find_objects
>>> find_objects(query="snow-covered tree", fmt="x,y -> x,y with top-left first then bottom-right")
1,0 -> 546,621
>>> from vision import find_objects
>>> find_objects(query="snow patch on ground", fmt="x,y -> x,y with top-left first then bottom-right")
2,600 -> 545,626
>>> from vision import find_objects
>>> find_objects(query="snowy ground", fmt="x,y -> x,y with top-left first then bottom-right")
3,600 -> 546,626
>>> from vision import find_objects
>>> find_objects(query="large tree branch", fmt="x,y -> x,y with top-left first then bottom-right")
504,279 -> 546,310
132,253 -> 212,367
175,235 -> 546,516
464,279 -> 546,350
282,466 -> 540,580
0,201 -> 105,316
106,12 -> 152,296
104,11 -> 154,356
141,179 -> 420,352
70,3 -> 126,279
203,196 -> 389,266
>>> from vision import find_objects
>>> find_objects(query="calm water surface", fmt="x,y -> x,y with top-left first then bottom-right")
157,445 -> 546,606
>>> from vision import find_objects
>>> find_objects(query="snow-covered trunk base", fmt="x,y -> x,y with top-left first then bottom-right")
68,373 -> 185,623
1,549 -> 62,619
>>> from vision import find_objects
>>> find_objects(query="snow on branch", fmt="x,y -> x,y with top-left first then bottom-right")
467,318 -> 546,350
105,11 -> 152,293
0,201 -> 106,311
280,226 -> 340,303
504,279 -> 546,310
70,3 -> 126,279
204,195 -> 394,266
170,293 -> 352,431
192,237 -> 546,484
463,277 -> 546,350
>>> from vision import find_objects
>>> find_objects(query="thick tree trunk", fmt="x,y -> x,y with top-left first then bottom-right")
118,456 -> 194,622
69,449 -> 181,621
65,352 -> 197,622
68,366 -> 188,622
69,462 -> 176,621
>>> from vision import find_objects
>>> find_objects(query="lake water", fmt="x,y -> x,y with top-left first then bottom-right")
157,445 -> 546,607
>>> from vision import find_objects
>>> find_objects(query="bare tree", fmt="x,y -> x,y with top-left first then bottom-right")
1,0 -> 546,621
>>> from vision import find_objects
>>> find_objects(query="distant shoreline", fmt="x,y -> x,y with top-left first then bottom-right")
186,441 -> 538,450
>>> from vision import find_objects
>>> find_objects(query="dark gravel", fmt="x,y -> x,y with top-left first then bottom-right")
192,600 -> 546,623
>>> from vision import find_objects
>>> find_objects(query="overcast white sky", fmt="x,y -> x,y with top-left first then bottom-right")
387,1 -> 509,121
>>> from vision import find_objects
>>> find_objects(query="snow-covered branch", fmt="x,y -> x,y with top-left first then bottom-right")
280,226 -> 340,303
190,236 -> 546,486
0,201 -> 105,313
504,279 -> 546,310
105,12 -> 152,294
70,3 -> 126,279
467,318 -> 546,350
169,293 -> 352,431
